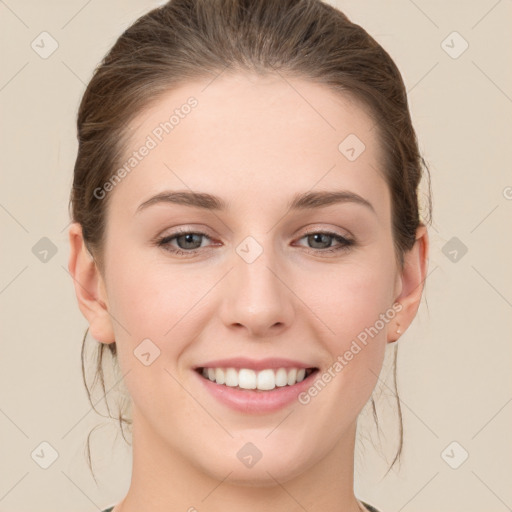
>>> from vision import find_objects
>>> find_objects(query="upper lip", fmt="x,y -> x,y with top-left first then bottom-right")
194,357 -> 317,372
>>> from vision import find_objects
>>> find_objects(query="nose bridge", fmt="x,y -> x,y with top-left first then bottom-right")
219,234 -> 295,336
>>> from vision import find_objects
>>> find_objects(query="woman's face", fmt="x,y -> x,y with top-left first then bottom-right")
78,72 -> 413,484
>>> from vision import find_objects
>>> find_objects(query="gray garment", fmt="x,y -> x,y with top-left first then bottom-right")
101,501 -> 382,512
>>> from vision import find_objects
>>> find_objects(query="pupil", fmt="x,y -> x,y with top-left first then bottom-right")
310,233 -> 329,248
179,233 -> 200,249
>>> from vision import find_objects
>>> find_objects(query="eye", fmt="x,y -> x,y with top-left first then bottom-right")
295,231 -> 355,254
156,230 -> 212,256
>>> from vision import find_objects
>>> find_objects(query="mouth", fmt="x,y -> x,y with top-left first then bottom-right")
195,366 -> 319,391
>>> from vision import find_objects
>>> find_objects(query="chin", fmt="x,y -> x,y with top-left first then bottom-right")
196,443 -> 314,487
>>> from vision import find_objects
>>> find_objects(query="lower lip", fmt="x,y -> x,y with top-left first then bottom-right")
193,370 -> 318,414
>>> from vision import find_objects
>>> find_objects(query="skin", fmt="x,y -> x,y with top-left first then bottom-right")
68,72 -> 429,512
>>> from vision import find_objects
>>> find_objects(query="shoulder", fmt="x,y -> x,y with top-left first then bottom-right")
361,502 -> 383,512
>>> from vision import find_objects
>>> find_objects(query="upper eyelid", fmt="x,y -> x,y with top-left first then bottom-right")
161,228 -> 350,238
162,222 -> 352,237
300,227 -> 351,238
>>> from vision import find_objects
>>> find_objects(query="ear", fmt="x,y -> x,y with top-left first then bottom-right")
388,224 -> 429,343
67,222 -> 115,344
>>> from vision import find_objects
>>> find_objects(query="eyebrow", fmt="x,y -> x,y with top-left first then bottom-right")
135,189 -> 375,215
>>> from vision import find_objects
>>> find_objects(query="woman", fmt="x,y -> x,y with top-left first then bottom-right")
67,0 -> 431,510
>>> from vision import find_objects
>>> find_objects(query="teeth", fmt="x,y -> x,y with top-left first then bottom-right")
275,368 -> 288,387
199,367 -> 313,390
257,369 -> 275,390
215,368 -> 225,385
225,368 -> 238,387
287,368 -> 297,385
239,369 -> 256,390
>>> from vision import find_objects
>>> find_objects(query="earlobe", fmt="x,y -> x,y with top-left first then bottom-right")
388,224 -> 429,343
67,222 -> 115,344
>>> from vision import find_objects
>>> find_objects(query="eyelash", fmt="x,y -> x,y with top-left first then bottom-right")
155,228 -> 355,257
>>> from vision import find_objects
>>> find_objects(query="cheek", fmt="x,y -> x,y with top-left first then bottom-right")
301,258 -> 395,341
104,248 -> 214,352
300,259 -> 396,409
103,254 -> 199,414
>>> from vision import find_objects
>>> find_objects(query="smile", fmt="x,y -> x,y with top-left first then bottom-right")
193,357 -> 320,413
197,367 -> 318,391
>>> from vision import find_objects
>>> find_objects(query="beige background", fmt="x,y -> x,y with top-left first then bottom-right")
1,1 -> 511,511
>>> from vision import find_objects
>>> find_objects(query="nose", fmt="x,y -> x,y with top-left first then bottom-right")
218,242 -> 296,339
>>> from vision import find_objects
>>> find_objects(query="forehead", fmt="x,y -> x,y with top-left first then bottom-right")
108,72 -> 390,223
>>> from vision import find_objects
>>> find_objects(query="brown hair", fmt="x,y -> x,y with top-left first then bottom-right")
69,0 -> 432,479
